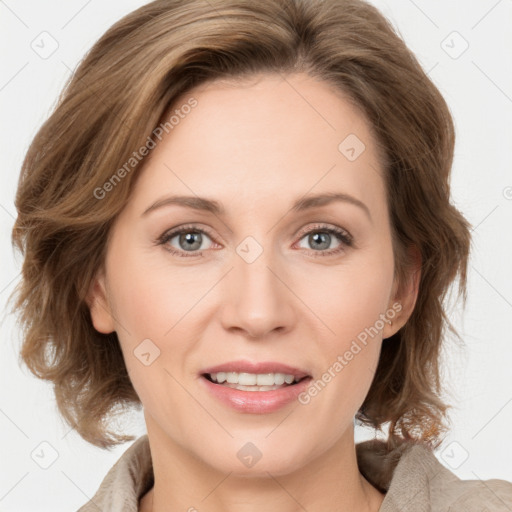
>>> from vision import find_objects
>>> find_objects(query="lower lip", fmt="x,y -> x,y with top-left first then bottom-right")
200,375 -> 312,414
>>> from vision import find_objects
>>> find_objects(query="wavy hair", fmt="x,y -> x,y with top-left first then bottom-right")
10,0 -> 471,449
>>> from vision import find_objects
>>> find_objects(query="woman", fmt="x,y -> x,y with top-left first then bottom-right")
10,0 -> 512,511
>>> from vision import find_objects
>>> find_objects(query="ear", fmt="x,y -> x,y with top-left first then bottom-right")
86,267 -> 116,334
383,245 -> 422,339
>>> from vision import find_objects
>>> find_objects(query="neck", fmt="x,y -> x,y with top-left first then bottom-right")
139,416 -> 385,512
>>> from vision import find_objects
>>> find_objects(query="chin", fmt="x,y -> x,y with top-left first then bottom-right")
196,439 -> 312,478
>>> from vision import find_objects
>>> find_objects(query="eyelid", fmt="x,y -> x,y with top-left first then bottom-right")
156,223 -> 218,246
295,222 -> 353,243
157,222 -> 354,257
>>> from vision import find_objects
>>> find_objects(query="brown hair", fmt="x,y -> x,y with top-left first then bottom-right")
10,0 -> 471,449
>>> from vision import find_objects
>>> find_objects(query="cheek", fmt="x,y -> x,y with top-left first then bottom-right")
105,247 -> 200,419
106,241 -> 203,341
104,241 -> 208,389
308,255 -> 394,344
302,246 -> 394,402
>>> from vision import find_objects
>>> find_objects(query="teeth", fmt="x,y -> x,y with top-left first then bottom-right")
221,382 -> 288,391
207,372 -> 301,386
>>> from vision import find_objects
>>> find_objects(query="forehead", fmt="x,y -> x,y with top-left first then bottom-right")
130,72 -> 386,218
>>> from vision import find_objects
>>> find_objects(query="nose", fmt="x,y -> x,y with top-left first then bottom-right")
219,245 -> 297,340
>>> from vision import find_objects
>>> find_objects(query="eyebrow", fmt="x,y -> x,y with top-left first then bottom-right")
142,192 -> 371,221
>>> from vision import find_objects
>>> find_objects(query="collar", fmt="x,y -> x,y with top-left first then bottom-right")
77,434 -> 512,512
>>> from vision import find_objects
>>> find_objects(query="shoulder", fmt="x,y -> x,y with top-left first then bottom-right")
356,439 -> 512,511
76,435 -> 153,512
444,477 -> 512,511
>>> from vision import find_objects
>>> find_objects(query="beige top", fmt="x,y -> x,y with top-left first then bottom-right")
77,434 -> 512,511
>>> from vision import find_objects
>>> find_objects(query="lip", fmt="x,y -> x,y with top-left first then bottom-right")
200,360 -> 311,380
200,373 -> 313,414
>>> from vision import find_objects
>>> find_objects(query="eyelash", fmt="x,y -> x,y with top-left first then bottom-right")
156,223 -> 354,259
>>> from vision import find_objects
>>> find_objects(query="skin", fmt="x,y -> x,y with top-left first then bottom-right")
88,72 -> 420,512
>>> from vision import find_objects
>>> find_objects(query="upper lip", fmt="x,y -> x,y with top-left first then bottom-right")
201,360 -> 311,380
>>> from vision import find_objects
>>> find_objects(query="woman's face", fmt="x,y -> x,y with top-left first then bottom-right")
89,72 -> 416,476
